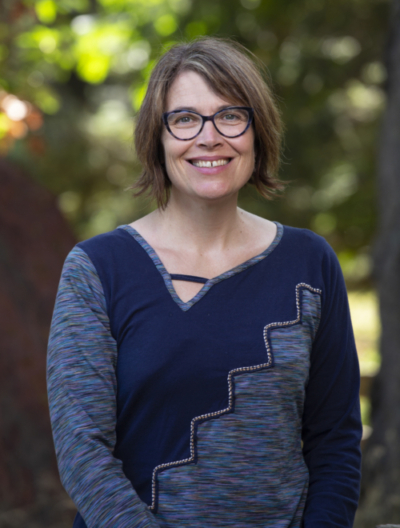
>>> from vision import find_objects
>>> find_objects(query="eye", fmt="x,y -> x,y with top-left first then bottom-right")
216,109 -> 248,125
177,115 -> 193,123
168,112 -> 200,127
223,113 -> 239,121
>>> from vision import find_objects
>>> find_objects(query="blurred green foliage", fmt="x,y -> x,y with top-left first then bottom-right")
0,0 -> 390,288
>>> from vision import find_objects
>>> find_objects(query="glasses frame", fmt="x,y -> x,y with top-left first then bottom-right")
162,106 -> 254,141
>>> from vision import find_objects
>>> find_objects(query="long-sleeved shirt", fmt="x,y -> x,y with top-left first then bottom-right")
47,222 -> 362,527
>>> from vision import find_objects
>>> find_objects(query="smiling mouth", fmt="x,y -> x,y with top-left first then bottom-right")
190,159 -> 231,168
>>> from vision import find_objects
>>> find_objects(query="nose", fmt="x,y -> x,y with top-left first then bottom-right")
195,119 -> 223,148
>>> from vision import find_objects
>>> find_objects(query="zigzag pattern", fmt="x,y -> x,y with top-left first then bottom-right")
150,282 -> 322,512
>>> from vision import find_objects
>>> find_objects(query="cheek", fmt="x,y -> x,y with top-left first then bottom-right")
163,134 -> 191,164
160,130 -> 168,161
239,140 -> 256,183
161,139 -> 176,171
240,129 -> 256,164
242,141 -> 256,169
161,140 -> 190,183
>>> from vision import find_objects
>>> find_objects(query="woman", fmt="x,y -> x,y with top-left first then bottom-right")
47,37 -> 362,527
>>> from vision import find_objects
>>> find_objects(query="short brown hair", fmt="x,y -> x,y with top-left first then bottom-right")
133,37 -> 284,207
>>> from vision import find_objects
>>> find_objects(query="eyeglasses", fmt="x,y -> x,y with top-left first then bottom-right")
162,107 -> 254,141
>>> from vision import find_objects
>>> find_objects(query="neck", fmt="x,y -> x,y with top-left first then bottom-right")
154,190 -> 245,253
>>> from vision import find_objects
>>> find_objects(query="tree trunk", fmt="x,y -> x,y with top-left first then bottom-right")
0,158 -> 77,526
355,0 -> 400,526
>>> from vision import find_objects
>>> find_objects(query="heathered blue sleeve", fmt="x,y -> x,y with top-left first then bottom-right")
302,240 -> 362,527
47,247 -> 160,528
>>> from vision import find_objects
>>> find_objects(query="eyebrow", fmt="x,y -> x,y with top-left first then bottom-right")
168,104 -> 234,113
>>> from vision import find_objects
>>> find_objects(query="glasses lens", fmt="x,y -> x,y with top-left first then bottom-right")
214,108 -> 250,137
167,111 -> 202,140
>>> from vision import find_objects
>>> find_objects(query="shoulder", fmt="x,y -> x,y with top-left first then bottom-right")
279,224 -> 338,269
77,226 -> 131,260
60,227 -> 134,296
73,225 -> 140,275
58,245 -> 105,304
280,224 -> 332,255
59,228 -> 129,277
58,229 -> 135,316
276,224 -> 344,301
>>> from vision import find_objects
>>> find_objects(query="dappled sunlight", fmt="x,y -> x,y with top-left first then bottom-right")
312,163 -> 358,210
321,36 -> 361,64
329,80 -> 386,122
349,290 -> 380,441
0,91 -> 44,152
348,290 -> 380,377
83,99 -> 134,138
0,0 -> 385,274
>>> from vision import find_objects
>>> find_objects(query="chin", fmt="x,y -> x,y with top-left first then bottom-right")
194,191 -> 238,203
191,183 -> 236,200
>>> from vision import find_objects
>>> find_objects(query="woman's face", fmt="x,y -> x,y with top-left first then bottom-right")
161,71 -> 255,205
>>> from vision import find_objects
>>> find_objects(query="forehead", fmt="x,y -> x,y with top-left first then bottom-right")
165,70 -> 232,112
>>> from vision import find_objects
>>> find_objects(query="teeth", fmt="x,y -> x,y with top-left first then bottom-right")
192,159 -> 230,168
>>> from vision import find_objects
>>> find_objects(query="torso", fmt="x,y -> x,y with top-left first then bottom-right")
74,223 -> 326,526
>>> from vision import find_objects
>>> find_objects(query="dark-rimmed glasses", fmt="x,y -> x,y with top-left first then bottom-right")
162,107 -> 254,141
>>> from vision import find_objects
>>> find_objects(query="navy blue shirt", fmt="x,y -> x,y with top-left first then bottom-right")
47,223 -> 362,527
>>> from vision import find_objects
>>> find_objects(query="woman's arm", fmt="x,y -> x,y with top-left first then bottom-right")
47,247 -> 159,528
302,242 -> 362,527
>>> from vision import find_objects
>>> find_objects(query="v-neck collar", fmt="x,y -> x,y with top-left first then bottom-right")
118,222 -> 283,312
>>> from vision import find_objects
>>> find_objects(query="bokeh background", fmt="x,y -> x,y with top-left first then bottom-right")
0,0 -> 399,526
